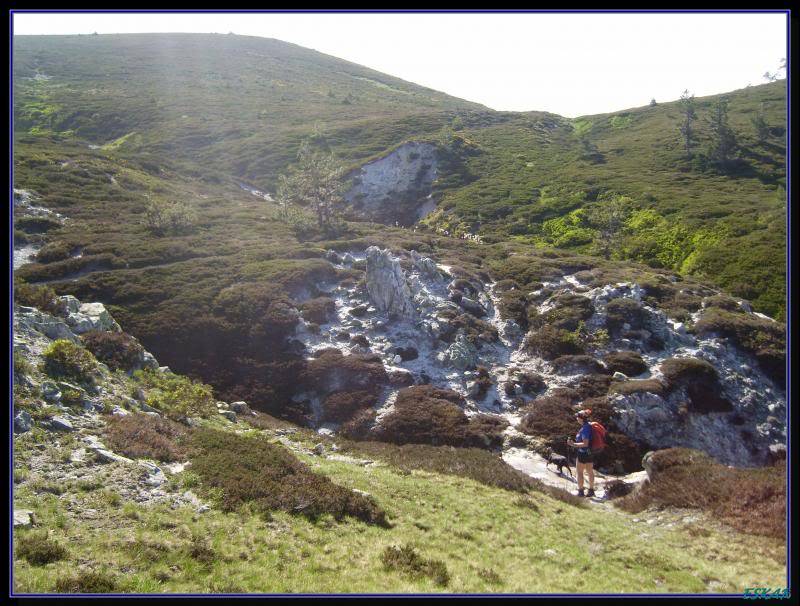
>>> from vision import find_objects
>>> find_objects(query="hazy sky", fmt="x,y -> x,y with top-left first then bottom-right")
12,11 -> 788,117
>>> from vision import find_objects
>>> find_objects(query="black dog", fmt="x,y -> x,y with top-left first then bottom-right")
545,451 -> 573,477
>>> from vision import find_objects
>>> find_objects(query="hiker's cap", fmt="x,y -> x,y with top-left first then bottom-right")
575,409 -> 591,419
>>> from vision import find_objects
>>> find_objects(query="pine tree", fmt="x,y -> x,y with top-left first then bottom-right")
275,139 -> 347,232
678,90 -> 696,160
707,97 -> 738,169
751,102 -> 770,143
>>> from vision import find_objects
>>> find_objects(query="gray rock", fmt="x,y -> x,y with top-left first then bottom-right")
219,410 -> 237,422
14,510 -> 34,528
438,331 -> 478,371
41,381 -> 62,402
137,401 -> 159,414
66,301 -> 122,334
140,351 -> 160,370
49,416 -> 74,432
365,247 -> 417,319
312,443 -> 326,456
93,448 -> 132,464
111,406 -> 130,416
14,410 -> 32,434
342,252 -> 355,265
410,250 -> 440,277
612,371 -> 628,381
230,401 -> 252,415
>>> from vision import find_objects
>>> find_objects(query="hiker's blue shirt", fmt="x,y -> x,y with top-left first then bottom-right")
576,422 -> 592,454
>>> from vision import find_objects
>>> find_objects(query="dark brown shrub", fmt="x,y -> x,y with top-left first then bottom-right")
186,428 -> 389,526
551,355 -> 607,375
54,570 -> 120,593
81,330 -> 145,372
603,351 -> 648,377
14,279 -> 65,316
608,379 -> 666,397
517,394 -> 577,456
16,531 -> 69,565
301,349 -> 387,395
381,545 -> 449,587
532,293 -> 594,331
375,386 -> 505,450
35,241 -> 73,264
298,297 -> 336,324
660,357 -> 732,413
605,298 -> 647,334
524,326 -> 584,360
338,408 -> 376,440
321,390 -> 376,423
616,448 -> 785,538
104,414 -> 187,462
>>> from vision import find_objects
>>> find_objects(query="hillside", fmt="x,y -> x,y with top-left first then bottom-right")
13,34 -> 787,318
12,33 -> 788,594
11,294 -> 787,593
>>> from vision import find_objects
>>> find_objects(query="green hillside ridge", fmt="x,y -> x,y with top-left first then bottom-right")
13,34 -> 786,319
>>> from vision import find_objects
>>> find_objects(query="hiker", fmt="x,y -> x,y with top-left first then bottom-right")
567,409 -> 595,497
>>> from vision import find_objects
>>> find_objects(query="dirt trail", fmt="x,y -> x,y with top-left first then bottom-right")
503,447 -> 648,507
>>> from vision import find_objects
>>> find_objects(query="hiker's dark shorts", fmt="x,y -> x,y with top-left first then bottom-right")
577,451 -> 594,464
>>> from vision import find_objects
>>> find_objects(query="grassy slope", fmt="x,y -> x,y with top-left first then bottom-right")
428,83 -> 787,317
13,34 -> 786,317
13,425 -> 786,594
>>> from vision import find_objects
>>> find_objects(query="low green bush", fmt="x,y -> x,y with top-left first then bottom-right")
133,369 -> 216,420
14,279 -> 64,315
42,339 -> 97,383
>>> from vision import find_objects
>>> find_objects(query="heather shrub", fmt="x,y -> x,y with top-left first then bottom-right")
35,241 -> 72,263
660,357 -> 732,412
617,448 -> 785,538
608,378 -> 666,397
381,545 -> 449,587
103,414 -> 187,462
603,350 -> 648,376
16,531 -> 69,565
298,297 -> 336,324
54,569 -> 120,593
605,297 -> 648,333
301,349 -> 387,395
524,325 -> 584,360
81,330 -> 145,372
14,279 -> 64,315
42,339 -> 98,383
321,390 -> 376,423
375,386 -> 506,449
186,428 -> 389,526
133,369 -> 216,420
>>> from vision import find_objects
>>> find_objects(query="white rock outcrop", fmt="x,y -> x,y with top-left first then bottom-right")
365,247 -> 417,319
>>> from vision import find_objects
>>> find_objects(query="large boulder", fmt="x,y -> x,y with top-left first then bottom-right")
365,247 -> 417,319
14,410 -> 32,434
66,302 -> 122,334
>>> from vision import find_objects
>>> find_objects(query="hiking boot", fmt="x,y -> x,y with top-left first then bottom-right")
577,488 -> 585,497
587,489 -> 596,498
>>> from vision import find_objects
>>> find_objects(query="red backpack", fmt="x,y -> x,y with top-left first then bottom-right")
589,421 -> 607,453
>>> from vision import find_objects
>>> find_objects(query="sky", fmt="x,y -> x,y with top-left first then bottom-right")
12,11 -> 788,117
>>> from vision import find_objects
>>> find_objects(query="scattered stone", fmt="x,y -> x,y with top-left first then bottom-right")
219,410 -> 237,422
49,416 -> 74,432
312,443 -> 325,456
14,510 -> 34,528
230,401 -> 252,416
14,410 -> 32,434
612,371 -> 628,381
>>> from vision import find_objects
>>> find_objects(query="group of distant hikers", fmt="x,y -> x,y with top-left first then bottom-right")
565,409 -> 607,498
